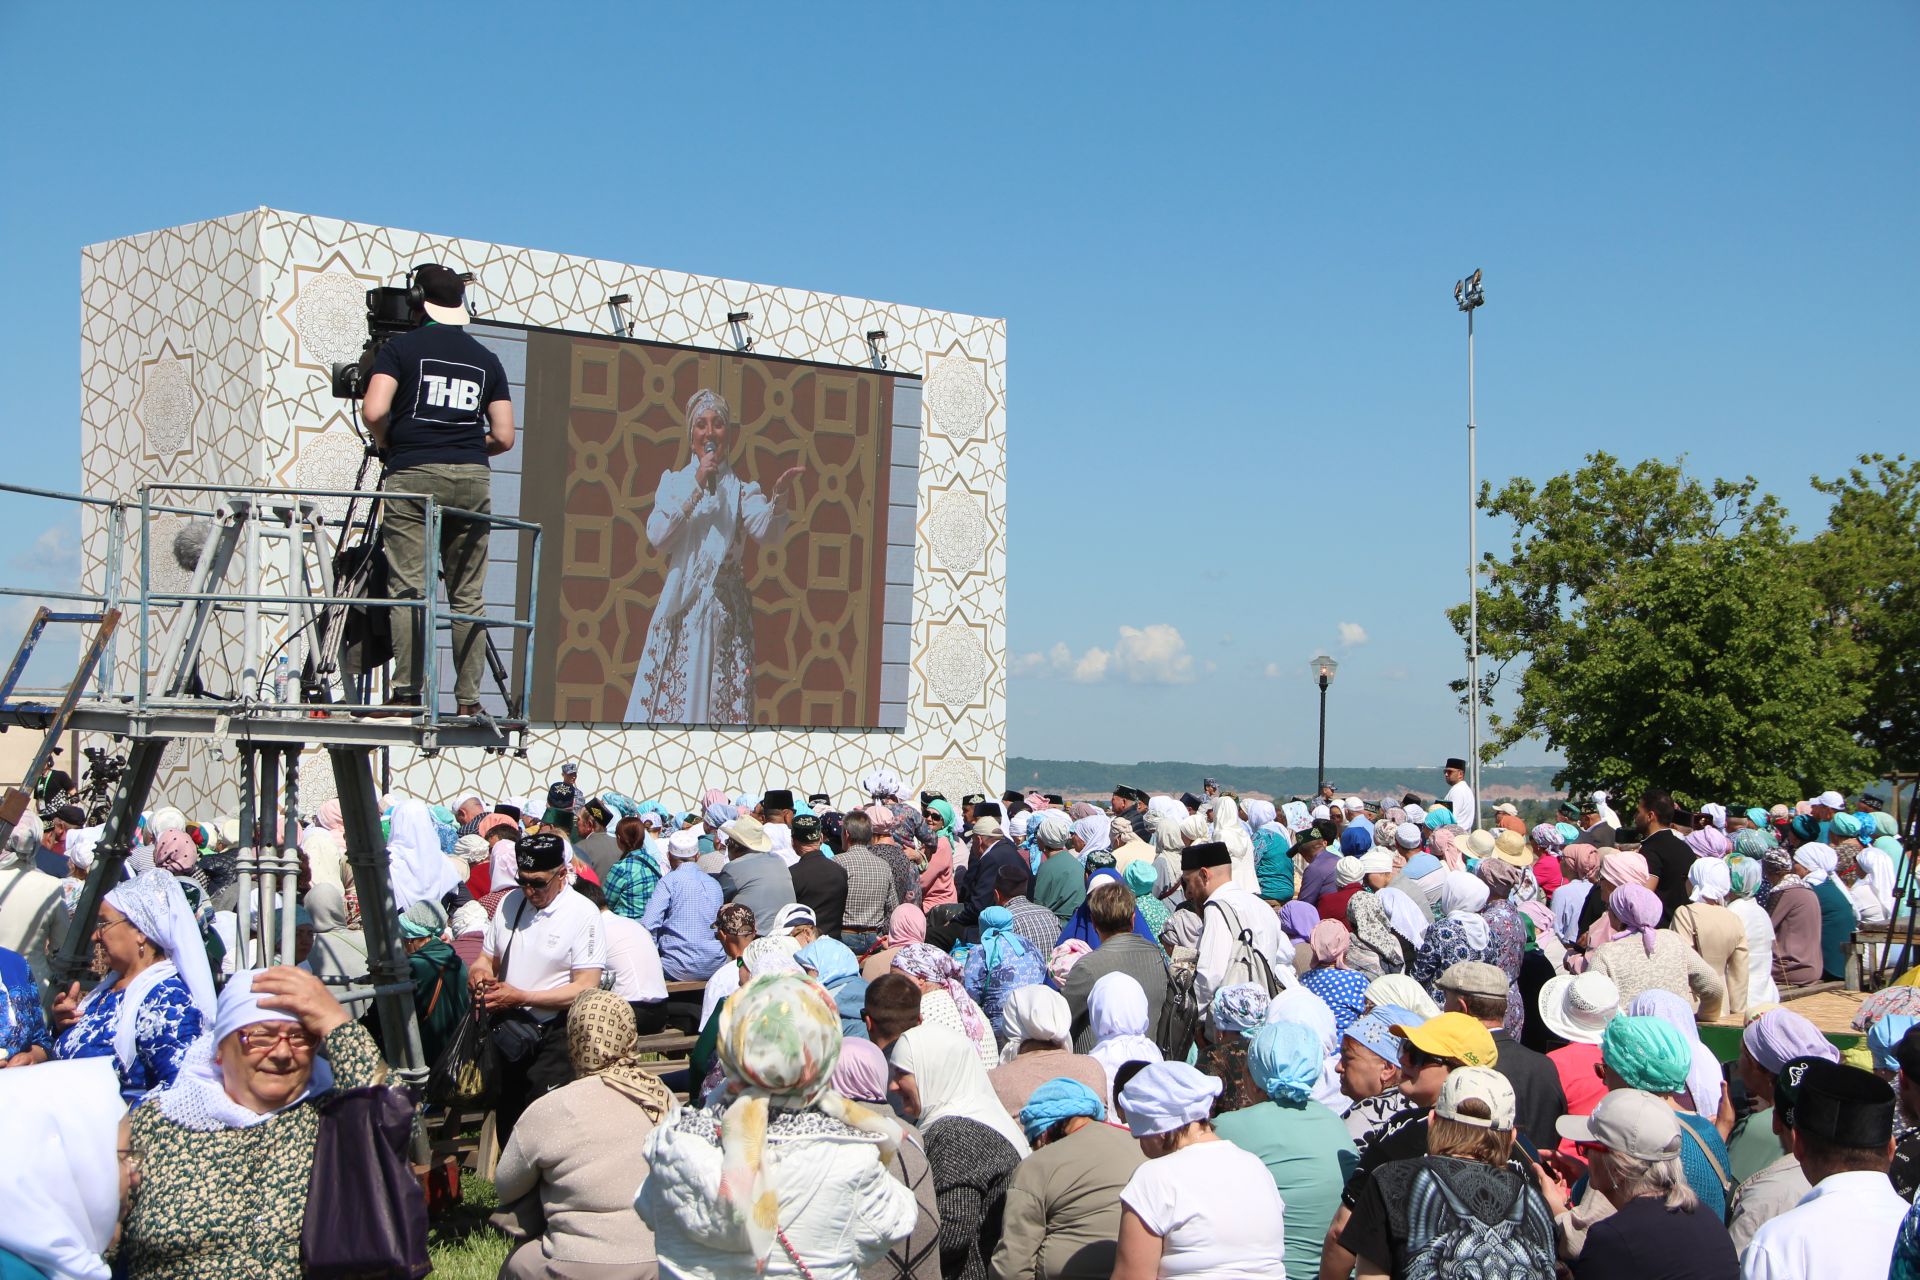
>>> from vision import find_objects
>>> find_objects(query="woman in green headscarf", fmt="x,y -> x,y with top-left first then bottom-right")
1125,858 -> 1172,942
397,899 -> 469,1065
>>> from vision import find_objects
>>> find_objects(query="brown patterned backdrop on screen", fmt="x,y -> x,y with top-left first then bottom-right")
525,333 -> 895,726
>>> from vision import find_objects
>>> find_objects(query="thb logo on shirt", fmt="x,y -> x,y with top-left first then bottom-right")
412,358 -> 487,426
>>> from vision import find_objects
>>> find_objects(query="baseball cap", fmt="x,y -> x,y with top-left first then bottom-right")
1810,790 -> 1846,810
1555,1088 -> 1683,1159
972,814 -> 1001,837
413,263 -> 470,325
1396,1011 -> 1498,1067
1435,1067 -> 1515,1130
1491,802 -> 1520,817
1437,961 -> 1508,1001
560,760 -> 579,776
1342,796 -> 1366,812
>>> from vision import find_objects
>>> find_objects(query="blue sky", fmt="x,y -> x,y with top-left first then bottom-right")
1,4 -> 1913,765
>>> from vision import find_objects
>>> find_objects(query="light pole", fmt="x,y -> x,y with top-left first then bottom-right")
1311,654 -> 1338,795
1453,268 -> 1485,824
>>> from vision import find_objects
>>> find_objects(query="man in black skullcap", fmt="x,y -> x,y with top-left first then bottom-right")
468,831 -> 605,1140
572,796 -> 620,881
786,814 -> 846,939
1111,785 -> 1151,843
1184,839 -> 1285,1010
1744,1056 -> 1906,1278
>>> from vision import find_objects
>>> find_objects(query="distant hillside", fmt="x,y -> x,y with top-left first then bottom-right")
1006,757 -> 1566,803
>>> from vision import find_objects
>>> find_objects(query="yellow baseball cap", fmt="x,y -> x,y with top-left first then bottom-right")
1394,1011 -> 1499,1068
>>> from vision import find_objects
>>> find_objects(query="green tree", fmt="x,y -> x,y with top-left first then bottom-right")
1450,452 -> 1873,806
1804,453 -> 1920,773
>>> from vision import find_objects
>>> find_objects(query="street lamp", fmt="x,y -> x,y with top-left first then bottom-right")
1454,268 -> 1485,824
1311,654 -> 1339,795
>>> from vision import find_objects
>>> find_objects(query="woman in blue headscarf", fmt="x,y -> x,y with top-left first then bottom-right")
796,935 -> 870,1040
962,906 -> 1046,1044
1212,1021 -> 1361,1280
1054,867 -> 1155,949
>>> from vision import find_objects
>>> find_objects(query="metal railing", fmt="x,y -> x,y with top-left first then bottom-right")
0,479 -> 540,728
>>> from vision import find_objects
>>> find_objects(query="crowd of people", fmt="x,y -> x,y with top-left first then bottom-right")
2,758 -> 1918,1280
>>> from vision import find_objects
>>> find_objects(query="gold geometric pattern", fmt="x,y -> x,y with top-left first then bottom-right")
81,208 -> 1007,815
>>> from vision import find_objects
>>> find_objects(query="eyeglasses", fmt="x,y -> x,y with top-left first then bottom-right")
118,1142 -> 145,1182
94,916 -> 137,937
235,1024 -> 317,1054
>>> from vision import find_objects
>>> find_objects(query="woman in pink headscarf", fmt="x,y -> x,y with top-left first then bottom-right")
1577,850 -> 1652,948
314,799 -> 344,837
861,903 -> 926,981
1582,883 -> 1726,1016
153,829 -> 199,875
1684,826 -> 1732,860
1430,824 -> 1467,872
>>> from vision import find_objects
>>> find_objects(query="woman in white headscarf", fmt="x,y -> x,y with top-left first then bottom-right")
121,968 -> 402,1279
987,984 -> 1109,1119
1407,872 -> 1496,1012
1852,845 -> 1897,926
384,798 -> 460,910
51,868 -> 216,1101
0,1057 -> 127,1279
1085,972 -> 1165,1112
624,387 -> 803,724
891,1021 -> 1029,1280
1212,796 -> 1258,895
1147,801 -> 1188,896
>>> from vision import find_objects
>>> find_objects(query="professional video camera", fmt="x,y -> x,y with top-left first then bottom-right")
79,745 -> 126,825
329,284 -> 421,400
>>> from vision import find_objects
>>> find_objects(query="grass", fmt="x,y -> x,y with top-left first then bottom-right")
428,1173 -> 514,1280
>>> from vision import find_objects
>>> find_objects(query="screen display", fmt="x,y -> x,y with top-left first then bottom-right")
517,329 -> 915,727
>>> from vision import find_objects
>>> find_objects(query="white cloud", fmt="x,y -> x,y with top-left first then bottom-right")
1011,624 -> 1197,686
1338,622 -> 1369,649
1263,662 -> 1282,678
10,524 -> 81,577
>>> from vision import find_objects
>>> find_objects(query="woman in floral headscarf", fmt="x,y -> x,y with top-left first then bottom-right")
1472,858 -> 1530,1040
892,942 -> 997,1070
1206,982 -> 1273,1115
637,974 -> 914,1279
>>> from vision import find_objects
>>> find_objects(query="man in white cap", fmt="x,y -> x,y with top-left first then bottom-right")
360,264 -> 515,718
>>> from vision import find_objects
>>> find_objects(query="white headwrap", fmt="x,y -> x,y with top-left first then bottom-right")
1688,859 -> 1732,904
450,900 -> 490,936
1335,856 -> 1364,887
87,869 -> 217,1070
860,768 -> 903,800
1378,886 -> 1430,947
385,798 -> 460,910
1214,797 -> 1257,893
1700,803 -> 1727,831
1008,812 -> 1032,843
1395,822 -> 1424,851
1086,972 -> 1164,1111
1034,811 -> 1073,851
1857,848 -> 1897,921
303,828 -> 346,890
1310,804 -> 1332,822
0,1058 -> 125,1279
65,825 -> 103,873
1242,799 -> 1279,831
996,984 -> 1073,1065
150,807 -> 186,837
1437,872 -> 1493,950
1591,790 -> 1621,830
1357,848 -> 1394,876
150,970 -> 334,1131
891,1022 -> 1030,1154
1793,842 -> 1837,888
1117,1060 -> 1222,1137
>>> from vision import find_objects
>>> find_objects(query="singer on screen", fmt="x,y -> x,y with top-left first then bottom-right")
624,388 -> 804,724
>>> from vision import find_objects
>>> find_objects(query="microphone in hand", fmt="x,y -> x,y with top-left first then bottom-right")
701,438 -> 719,490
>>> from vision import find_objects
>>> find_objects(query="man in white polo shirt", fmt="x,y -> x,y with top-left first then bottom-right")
469,831 -> 605,1138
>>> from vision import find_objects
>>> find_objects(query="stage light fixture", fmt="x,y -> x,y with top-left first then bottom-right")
866,328 -> 889,370
607,293 -> 635,337
727,310 -> 755,352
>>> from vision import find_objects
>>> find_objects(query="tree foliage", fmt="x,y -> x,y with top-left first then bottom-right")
1449,452 -> 1874,806
1804,454 -> 1920,773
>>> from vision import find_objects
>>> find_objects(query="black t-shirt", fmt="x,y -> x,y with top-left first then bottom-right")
1638,830 -> 1697,926
1341,1154 -> 1555,1280
372,323 -> 510,470
1573,1194 -> 1738,1280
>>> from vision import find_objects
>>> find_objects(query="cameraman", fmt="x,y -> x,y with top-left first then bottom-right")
360,265 -> 515,716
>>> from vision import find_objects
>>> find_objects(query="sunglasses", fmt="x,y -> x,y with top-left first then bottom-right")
517,873 -> 563,890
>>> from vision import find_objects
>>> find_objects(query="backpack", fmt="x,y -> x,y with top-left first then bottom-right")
1399,1158 -> 1555,1280
1156,895 -> 1285,1058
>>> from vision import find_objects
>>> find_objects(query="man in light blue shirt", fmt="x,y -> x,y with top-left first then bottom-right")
640,837 -> 726,980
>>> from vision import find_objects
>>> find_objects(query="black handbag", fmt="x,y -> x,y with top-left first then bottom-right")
301,1085 -> 431,1279
483,899 -> 544,1063
426,1006 -> 497,1109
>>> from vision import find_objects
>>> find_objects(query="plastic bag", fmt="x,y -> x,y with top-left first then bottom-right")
426,1008 -> 495,1109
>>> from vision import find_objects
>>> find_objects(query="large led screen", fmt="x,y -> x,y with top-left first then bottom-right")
518,329 -> 916,727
